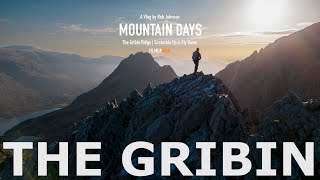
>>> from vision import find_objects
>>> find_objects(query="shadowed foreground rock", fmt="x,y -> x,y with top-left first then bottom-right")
57,73 -> 320,178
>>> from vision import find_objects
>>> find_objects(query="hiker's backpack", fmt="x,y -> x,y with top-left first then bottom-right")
192,51 -> 199,61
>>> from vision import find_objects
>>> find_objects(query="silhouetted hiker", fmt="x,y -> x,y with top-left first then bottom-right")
192,48 -> 201,75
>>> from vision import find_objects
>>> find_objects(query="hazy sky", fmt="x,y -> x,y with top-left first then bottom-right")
0,0 -> 319,62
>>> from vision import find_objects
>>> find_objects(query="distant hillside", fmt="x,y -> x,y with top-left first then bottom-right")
4,52 -> 178,141
216,22 -> 320,110
0,46 -> 123,121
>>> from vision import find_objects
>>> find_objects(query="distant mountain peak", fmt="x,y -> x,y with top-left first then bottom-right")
128,52 -> 153,60
3,52 -> 178,141
117,52 -> 160,70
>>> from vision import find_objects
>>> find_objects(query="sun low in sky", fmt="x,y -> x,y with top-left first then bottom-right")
0,0 -> 319,63
248,0 -> 289,30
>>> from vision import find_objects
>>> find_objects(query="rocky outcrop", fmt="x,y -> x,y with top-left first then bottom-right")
248,91 -> 320,178
60,72 -> 320,178
62,72 -> 247,177
0,71 -> 313,179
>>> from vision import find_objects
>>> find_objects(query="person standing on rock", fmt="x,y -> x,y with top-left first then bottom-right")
192,48 -> 201,75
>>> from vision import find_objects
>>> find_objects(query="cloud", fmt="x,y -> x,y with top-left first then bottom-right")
222,29 -> 297,37
0,18 -> 8,22
113,17 -> 126,24
197,28 -> 298,40
216,41 -> 271,45
257,29 -> 297,35
59,24 -> 118,34
215,32 -> 255,38
296,22 -> 315,27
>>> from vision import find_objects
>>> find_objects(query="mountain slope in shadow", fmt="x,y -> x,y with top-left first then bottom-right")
0,46 -> 123,121
216,22 -> 320,110
3,52 -> 178,141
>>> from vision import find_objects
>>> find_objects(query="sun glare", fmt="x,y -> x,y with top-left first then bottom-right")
248,0 -> 288,30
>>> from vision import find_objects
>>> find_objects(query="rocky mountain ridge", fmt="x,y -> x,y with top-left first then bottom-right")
60,72 -> 320,178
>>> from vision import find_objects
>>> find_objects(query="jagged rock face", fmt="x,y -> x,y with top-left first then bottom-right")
258,92 -> 320,145
216,22 -> 320,110
62,73 -> 320,178
247,92 -> 320,178
64,73 -> 247,177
